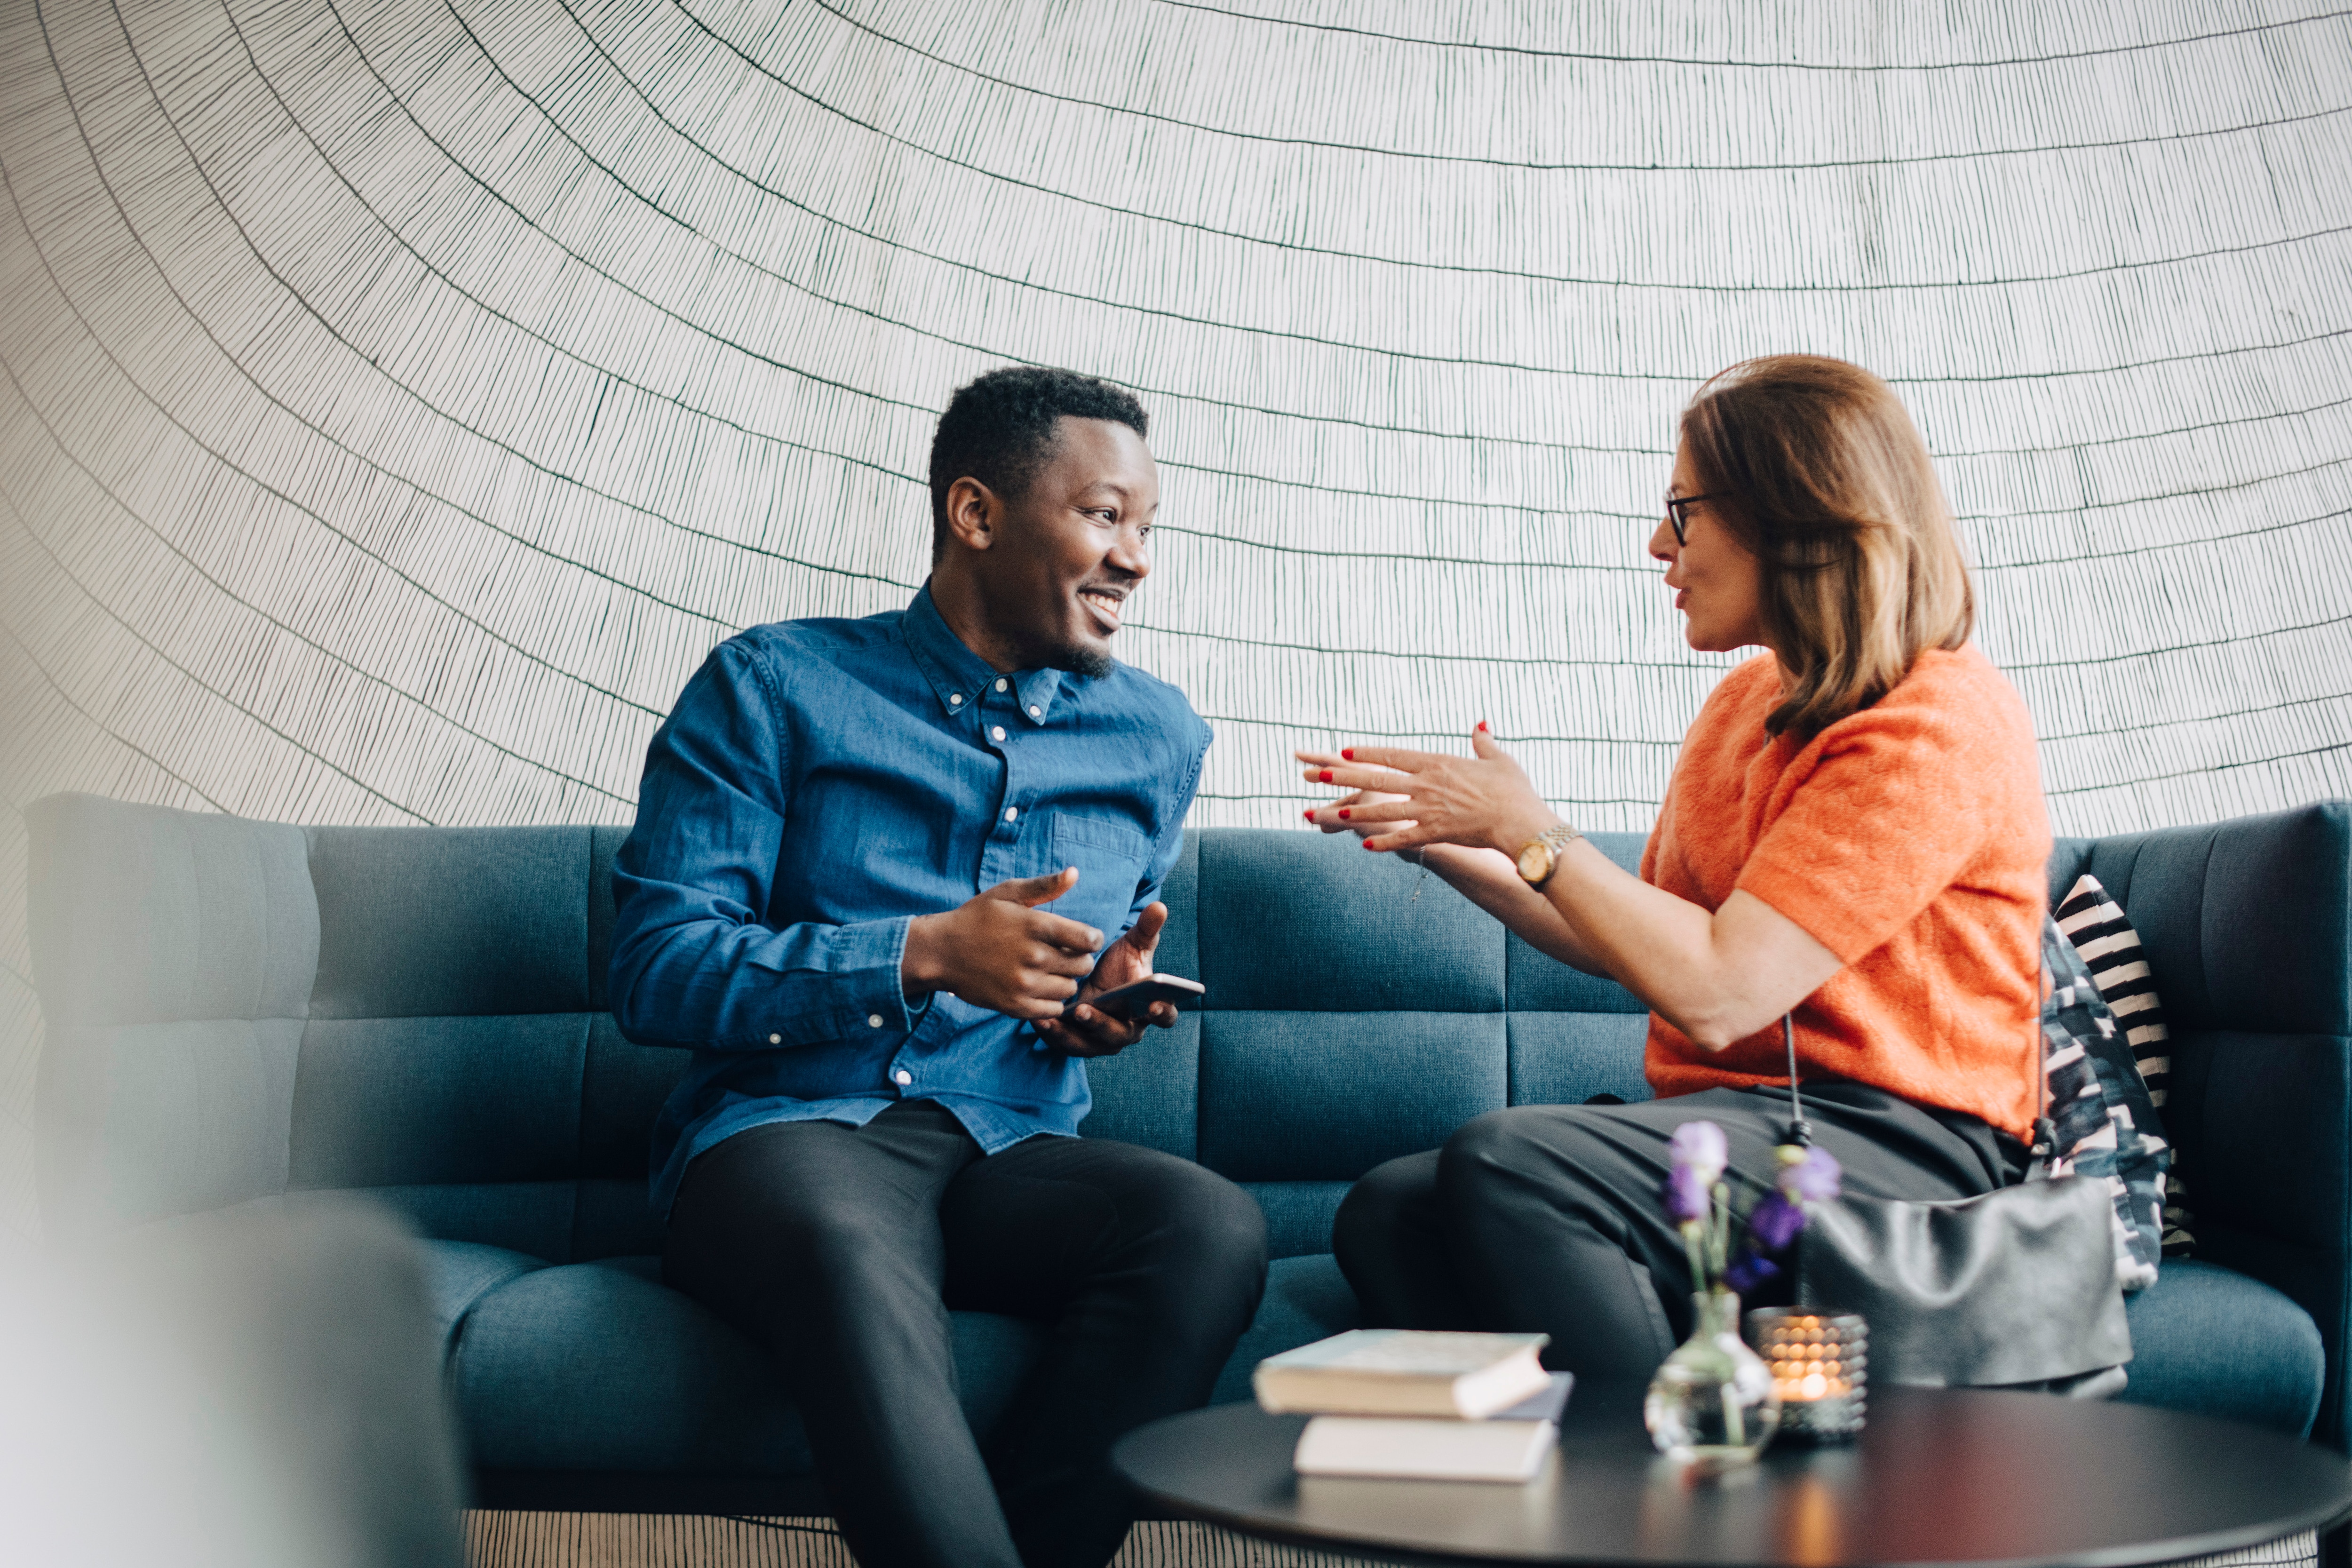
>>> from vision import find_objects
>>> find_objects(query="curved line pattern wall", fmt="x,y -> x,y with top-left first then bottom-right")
2,0 -> 2348,1230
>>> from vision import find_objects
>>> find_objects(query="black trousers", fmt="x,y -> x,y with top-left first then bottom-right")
664,1101 -> 1269,1568
1335,1084 -> 2021,1382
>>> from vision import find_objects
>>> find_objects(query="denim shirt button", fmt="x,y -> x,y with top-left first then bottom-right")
768,1033 -> 781,1044
894,1069 -> 913,1086
867,1014 -> 885,1028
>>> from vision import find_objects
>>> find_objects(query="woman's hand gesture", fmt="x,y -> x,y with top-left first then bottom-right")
1296,764 -> 1416,844
1295,726 -> 1558,857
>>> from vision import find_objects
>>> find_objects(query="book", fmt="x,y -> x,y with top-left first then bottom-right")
1252,1329 -> 1553,1418
1292,1374 -> 1574,1482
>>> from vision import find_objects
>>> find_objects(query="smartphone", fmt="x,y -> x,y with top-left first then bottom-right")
1074,973 -> 1205,1021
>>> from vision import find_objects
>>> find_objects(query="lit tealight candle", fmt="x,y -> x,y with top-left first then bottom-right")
1747,1308 -> 1867,1442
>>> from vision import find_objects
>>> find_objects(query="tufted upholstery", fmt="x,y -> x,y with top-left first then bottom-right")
2050,804 -> 2352,1440
1085,829 -> 1653,1260
29,799 -> 315,1237
291,823 -> 678,1263
26,794 -> 2349,1512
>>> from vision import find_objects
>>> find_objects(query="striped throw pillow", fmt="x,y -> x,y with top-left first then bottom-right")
2057,875 -> 2194,1257
2042,918 -> 2169,1289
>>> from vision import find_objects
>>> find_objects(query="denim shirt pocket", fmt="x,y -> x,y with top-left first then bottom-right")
1047,813 -> 1155,945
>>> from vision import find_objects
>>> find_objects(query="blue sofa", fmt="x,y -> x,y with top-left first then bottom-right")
25,793 -> 2350,1514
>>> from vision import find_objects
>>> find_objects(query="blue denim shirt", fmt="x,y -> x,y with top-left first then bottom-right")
611,586 -> 1211,1216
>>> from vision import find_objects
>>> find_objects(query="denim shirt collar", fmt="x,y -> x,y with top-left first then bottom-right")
901,582 -> 1065,725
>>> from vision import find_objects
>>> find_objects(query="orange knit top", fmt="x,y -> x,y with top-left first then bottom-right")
1640,645 -> 2050,1141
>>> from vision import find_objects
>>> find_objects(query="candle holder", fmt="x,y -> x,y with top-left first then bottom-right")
1746,1308 -> 1867,1442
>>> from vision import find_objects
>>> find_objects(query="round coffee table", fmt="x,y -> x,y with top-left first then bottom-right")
1113,1382 -> 2352,1567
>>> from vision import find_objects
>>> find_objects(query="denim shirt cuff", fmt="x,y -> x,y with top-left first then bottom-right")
753,915 -> 931,1046
882,914 -> 935,1036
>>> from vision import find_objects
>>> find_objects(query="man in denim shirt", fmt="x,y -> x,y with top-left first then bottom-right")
610,368 -> 1268,1568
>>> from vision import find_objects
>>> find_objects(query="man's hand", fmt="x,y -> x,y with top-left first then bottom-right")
1035,901 -> 1180,1059
902,868 -> 1102,1020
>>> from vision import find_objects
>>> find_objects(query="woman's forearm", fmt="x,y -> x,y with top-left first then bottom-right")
1295,738 -> 1837,1037
1535,840 -> 1841,1049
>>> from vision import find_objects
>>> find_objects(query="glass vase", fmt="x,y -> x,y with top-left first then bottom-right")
1644,1289 -> 1781,1469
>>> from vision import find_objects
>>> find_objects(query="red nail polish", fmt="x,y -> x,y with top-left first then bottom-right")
1339,808 -> 1351,820
1362,840 -> 1376,851
1477,720 -> 1489,732
1319,769 -> 1333,783
1342,748 -> 1355,761
1303,808 -> 1315,822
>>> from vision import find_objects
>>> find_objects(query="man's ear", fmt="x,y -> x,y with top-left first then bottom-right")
941,476 -> 999,554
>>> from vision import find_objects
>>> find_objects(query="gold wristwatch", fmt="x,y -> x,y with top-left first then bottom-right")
1515,821 -> 1583,888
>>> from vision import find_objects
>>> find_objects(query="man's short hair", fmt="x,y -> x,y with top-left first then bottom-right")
928,367 -> 1149,563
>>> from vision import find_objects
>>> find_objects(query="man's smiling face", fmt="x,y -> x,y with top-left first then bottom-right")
985,416 -> 1159,678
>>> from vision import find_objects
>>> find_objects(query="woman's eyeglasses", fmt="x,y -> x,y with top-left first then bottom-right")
1664,492 -> 1726,547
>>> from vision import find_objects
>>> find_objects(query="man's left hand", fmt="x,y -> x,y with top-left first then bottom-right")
1035,901 -> 1181,1058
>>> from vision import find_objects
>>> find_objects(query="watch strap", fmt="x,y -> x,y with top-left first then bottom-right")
1521,821 -> 1583,887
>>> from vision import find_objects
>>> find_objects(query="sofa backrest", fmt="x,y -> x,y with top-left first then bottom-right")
2050,804 -> 2352,1440
292,823 -> 665,1262
27,794 -> 2352,1436
27,796 -> 316,1238
1084,829 -> 1652,1258
24,799 -> 1650,1260
26,797 -> 673,1260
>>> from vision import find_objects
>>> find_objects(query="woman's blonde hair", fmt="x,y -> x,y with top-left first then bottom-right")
1679,355 -> 1974,740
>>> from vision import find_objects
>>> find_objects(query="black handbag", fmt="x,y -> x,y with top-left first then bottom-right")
1785,1003 -> 2134,1396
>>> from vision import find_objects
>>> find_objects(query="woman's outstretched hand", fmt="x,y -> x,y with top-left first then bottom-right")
1295,763 -> 1415,844
1296,726 -> 1558,856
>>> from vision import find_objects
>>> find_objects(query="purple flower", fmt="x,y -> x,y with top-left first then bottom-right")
1664,1162 -> 1712,1225
1668,1121 -> 1728,1185
1744,1189 -> 1805,1253
1724,1251 -> 1781,1296
1777,1144 -> 1843,1204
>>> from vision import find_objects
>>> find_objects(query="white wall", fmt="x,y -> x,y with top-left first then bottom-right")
3,0 -> 2347,1234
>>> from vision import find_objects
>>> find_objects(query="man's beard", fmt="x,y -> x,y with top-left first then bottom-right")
1048,642 -> 1116,680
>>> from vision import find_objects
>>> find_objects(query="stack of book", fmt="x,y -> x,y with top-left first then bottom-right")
1252,1329 -> 1573,1483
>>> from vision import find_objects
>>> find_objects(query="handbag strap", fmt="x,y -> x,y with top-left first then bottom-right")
1779,933 -> 2054,1162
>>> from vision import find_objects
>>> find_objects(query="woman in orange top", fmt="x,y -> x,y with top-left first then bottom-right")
1307,355 -> 2050,1378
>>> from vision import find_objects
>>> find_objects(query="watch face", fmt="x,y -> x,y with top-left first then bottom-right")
1517,841 -> 1550,884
